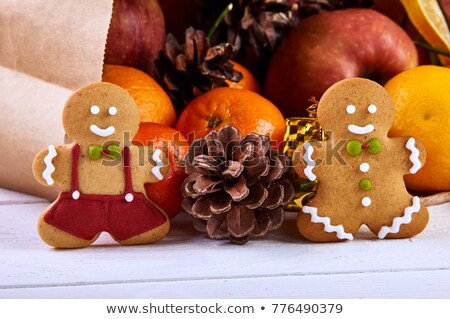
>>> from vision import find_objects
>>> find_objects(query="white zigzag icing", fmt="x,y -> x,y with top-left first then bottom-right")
303,142 -> 316,181
151,149 -> 164,181
302,206 -> 353,240
42,145 -> 57,185
378,196 -> 421,239
406,137 -> 421,174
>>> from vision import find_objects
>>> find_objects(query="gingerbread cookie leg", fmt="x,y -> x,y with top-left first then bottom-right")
117,220 -> 170,246
368,196 -> 429,239
37,212 -> 98,249
297,204 -> 356,242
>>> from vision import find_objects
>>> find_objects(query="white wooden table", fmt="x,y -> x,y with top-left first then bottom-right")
0,187 -> 449,299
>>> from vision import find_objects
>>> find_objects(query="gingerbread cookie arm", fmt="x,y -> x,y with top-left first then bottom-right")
131,145 -> 169,184
32,144 -> 72,189
292,141 -> 324,181
392,137 -> 426,175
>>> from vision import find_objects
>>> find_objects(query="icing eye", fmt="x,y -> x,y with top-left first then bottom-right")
90,105 -> 100,115
368,104 -> 377,114
346,105 -> 356,114
109,106 -> 117,115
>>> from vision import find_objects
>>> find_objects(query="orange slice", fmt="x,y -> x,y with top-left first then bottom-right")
401,0 -> 450,64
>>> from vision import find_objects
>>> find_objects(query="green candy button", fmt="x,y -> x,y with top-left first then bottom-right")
346,140 -> 363,156
360,179 -> 372,191
367,138 -> 382,154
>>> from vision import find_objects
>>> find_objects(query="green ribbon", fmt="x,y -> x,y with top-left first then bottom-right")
88,144 -> 120,160
346,138 -> 382,156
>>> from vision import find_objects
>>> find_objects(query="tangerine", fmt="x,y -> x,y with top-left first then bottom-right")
176,88 -> 286,149
102,64 -> 176,127
385,65 -> 450,193
133,123 -> 189,218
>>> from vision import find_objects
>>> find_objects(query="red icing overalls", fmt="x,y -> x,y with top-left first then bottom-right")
44,144 -> 168,241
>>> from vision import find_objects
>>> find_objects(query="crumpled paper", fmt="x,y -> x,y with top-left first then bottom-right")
0,0 -> 113,199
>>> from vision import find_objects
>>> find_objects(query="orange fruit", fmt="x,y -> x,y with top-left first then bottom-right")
102,64 -> 176,127
176,87 -> 286,149
385,65 -> 450,193
133,123 -> 189,218
226,61 -> 262,94
401,0 -> 450,64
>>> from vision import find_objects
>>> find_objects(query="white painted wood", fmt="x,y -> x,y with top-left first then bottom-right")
1,270 -> 449,298
0,188 -> 449,298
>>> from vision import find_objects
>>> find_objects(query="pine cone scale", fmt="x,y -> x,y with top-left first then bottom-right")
206,212 -> 230,239
191,196 -> 213,219
240,182 -> 268,209
224,175 -> 250,201
210,192 -> 233,214
227,204 -> 256,238
262,183 -> 284,209
251,210 -> 271,237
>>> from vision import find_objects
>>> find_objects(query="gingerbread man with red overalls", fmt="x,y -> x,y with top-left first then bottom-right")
33,82 -> 170,248
293,78 -> 429,242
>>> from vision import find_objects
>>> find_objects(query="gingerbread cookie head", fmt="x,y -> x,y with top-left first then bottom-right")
62,82 -> 140,146
317,78 -> 395,140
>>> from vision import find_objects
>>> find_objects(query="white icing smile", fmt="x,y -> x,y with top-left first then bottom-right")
348,124 -> 375,135
90,124 -> 115,137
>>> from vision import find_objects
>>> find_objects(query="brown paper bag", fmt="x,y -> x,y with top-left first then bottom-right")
0,0 -> 114,199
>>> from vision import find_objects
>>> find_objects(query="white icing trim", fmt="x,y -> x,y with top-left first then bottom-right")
368,104 -> 377,114
360,162 -> 370,173
90,124 -> 115,137
109,106 -> 117,115
90,105 -> 100,115
42,145 -> 57,185
406,137 -> 421,174
72,190 -> 80,200
361,197 -> 371,207
303,142 -> 316,181
378,196 -> 421,239
346,105 -> 356,114
302,206 -> 353,240
125,193 -> 134,202
151,149 -> 164,181
348,124 -> 375,135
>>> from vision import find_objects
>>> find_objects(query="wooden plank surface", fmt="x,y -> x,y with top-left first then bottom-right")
0,189 -> 449,298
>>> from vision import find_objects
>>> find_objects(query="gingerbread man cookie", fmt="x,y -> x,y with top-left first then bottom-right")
33,82 -> 170,248
293,78 -> 429,242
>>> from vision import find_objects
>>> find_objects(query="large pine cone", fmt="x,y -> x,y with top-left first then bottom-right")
153,27 -> 242,112
181,125 -> 295,244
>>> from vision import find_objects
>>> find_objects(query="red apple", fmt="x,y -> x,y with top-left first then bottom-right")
265,8 -> 418,117
104,0 -> 165,74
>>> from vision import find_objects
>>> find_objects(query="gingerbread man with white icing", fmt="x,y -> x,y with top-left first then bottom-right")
33,82 -> 170,248
293,78 -> 429,242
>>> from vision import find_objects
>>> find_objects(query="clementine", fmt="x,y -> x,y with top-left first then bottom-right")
102,64 -> 177,127
385,65 -> 450,193
133,123 -> 189,218
226,61 -> 262,94
176,88 -> 286,149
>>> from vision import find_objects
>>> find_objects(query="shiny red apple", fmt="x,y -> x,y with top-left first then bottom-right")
265,8 -> 418,117
104,0 -> 165,74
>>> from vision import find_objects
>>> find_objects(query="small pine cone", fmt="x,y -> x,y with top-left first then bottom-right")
199,0 -> 299,57
181,125 -> 295,244
152,27 -> 242,112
